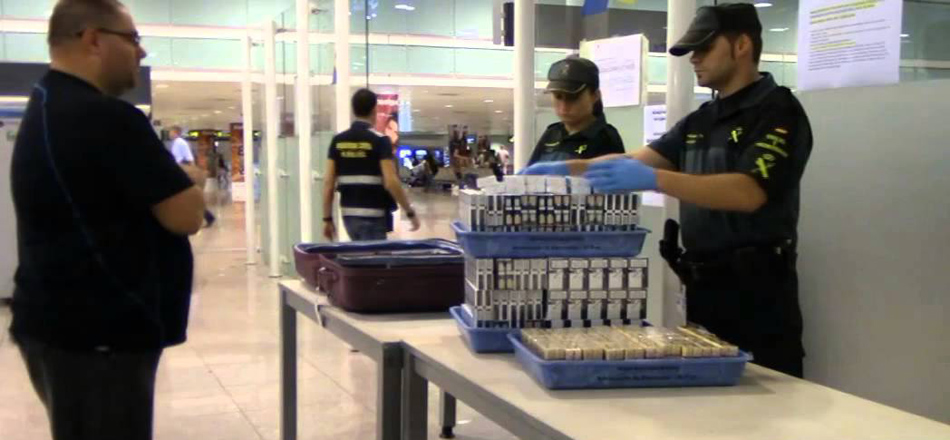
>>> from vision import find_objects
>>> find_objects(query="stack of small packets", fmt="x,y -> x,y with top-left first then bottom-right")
459,176 -> 639,233
457,176 -> 649,330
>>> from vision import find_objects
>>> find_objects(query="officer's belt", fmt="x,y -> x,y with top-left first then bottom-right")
660,220 -> 792,286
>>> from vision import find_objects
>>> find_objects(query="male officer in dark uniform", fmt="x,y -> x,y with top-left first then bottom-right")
522,3 -> 813,377
322,88 -> 420,241
527,57 -> 626,166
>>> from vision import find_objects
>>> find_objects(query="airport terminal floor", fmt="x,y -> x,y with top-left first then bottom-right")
0,191 -> 511,440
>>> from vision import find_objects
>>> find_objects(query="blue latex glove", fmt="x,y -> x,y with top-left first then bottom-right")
584,158 -> 658,192
517,161 -> 570,176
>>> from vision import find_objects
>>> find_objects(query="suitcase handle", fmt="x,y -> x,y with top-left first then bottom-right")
317,266 -> 339,293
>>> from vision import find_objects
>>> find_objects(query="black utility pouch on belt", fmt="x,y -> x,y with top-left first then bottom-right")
659,219 -> 794,288
659,219 -> 686,280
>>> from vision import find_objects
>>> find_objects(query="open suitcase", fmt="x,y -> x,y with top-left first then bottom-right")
293,240 -> 465,313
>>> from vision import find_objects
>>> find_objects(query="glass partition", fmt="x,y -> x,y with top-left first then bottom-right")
274,8 -> 300,275
1,32 -> 47,63
310,2 -> 336,244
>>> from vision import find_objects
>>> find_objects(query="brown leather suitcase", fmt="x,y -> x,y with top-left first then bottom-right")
295,240 -> 464,313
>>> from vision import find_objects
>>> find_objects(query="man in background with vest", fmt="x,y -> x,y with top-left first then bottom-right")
322,89 -> 420,241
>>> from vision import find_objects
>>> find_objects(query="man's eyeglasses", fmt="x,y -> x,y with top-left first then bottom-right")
76,28 -> 142,46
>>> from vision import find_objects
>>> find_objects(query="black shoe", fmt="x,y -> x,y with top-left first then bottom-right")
204,210 -> 216,228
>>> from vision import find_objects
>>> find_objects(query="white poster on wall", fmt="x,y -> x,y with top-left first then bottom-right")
639,106 -> 667,208
642,105 -> 667,145
797,0 -> 903,91
588,34 -> 646,107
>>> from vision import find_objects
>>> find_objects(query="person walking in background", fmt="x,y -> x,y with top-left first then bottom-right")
496,146 -> 511,173
169,125 -> 215,227
322,89 -> 421,241
449,125 -> 473,188
168,125 -> 193,164
9,1 -> 207,439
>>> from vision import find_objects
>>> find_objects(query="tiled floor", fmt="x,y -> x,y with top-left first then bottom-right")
0,190 -> 516,440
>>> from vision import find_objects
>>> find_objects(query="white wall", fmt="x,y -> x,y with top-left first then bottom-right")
796,79 -> 950,424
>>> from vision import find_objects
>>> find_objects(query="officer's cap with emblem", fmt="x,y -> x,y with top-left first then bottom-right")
545,57 -> 600,95
669,3 -> 762,57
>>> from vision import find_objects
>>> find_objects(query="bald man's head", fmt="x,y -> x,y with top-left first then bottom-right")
48,0 -> 126,48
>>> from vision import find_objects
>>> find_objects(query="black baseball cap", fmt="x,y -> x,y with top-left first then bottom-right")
669,3 -> 762,57
545,57 -> 600,94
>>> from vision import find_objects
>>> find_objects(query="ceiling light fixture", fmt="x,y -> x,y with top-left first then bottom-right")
900,33 -> 909,38
494,110 -> 503,113
0,96 -> 29,104
754,2 -> 773,8
445,104 -> 453,108
769,27 -> 789,32
394,4 -> 416,11
484,99 -> 494,103
214,110 -> 222,114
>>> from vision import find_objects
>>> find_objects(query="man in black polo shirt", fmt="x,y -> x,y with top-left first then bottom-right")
521,4 -> 812,377
9,1 -> 207,438
322,89 -> 420,241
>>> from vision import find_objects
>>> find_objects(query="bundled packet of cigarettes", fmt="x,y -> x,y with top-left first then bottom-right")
521,325 -> 740,361
463,256 -> 650,329
460,176 -> 640,232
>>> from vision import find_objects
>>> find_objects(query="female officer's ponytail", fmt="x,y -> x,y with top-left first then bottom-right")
591,87 -> 605,118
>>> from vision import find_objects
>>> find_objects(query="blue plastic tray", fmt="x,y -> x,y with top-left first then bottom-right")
451,221 -> 649,258
508,333 -> 751,390
450,306 -> 519,353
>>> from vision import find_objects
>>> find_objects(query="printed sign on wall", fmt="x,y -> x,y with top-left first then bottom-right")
642,105 -> 667,145
797,0 -> 903,91
587,34 -> 647,108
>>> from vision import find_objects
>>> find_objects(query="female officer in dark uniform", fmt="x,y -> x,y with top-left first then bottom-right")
527,57 -> 626,165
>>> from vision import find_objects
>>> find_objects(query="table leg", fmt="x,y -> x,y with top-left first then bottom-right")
279,288 -> 298,440
439,391 -> 457,439
378,344 -> 403,440
402,351 -> 429,440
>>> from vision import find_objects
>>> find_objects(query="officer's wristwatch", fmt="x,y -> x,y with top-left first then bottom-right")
322,216 -> 333,222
